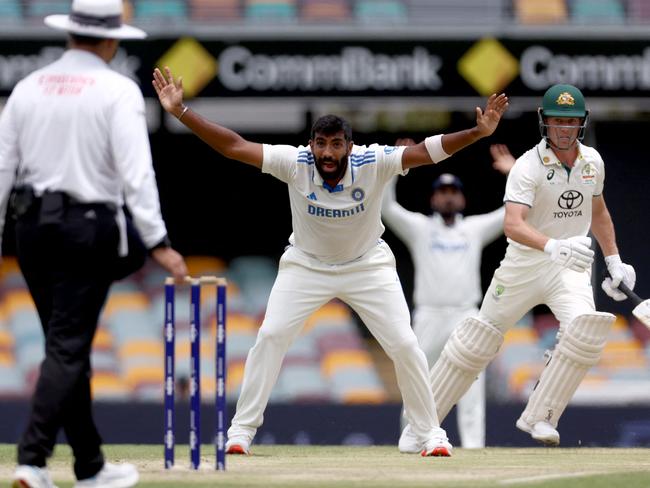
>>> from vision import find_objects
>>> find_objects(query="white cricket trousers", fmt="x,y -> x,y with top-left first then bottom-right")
228,241 -> 445,443
479,246 -> 595,333
412,306 -> 485,448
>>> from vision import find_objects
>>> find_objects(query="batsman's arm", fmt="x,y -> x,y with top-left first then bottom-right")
591,195 -> 618,257
402,93 -> 509,169
503,202 -> 549,251
152,67 -> 263,169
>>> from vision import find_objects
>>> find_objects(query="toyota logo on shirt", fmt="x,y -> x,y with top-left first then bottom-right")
558,190 -> 583,210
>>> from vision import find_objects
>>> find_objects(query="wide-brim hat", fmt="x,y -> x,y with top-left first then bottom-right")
44,0 -> 146,40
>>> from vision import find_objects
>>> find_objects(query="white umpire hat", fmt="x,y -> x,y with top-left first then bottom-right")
44,0 -> 147,40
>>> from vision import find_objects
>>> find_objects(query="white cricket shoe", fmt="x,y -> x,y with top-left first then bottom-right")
397,424 -> 421,454
421,437 -> 453,457
516,418 -> 560,446
73,462 -> 138,488
12,465 -> 58,488
225,436 -> 251,455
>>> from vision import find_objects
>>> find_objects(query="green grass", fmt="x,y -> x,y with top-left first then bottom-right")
1,444 -> 650,487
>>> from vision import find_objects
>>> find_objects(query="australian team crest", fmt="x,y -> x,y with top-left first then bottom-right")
581,163 -> 596,185
556,92 -> 576,106
351,187 -> 365,202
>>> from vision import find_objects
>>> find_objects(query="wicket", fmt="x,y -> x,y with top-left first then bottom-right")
164,276 -> 227,470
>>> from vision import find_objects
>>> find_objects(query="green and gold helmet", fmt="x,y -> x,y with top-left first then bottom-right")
538,84 -> 590,149
541,84 -> 587,118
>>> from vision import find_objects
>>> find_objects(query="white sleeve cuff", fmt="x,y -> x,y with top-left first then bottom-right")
424,135 -> 450,164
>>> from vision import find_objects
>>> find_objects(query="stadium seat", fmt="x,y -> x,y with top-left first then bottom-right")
301,0 -> 350,21
354,0 -> 407,23
514,0 -> 568,24
134,0 -> 188,20
245,0 -> 297,21
627,0 -> 650,22
570,0 -> 625,24
0,0 -> 21,20
25,0 -> 69,18
189,0 -> 241,21
407,0 -> 505,25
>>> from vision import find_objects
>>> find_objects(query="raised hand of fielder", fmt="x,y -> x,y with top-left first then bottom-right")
490,144 -> 516,175
152,67 -> 185,118
475,93 -> 509,138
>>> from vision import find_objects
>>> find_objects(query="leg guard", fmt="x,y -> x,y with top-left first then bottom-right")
430,317 -> 504,422
520,312 -> 615,428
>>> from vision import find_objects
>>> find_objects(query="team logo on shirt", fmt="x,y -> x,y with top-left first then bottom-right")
384,146 -> 397,154
492,284 -> 505,301
351,188 -> 365,202
558,190 -> 583,210
554,190 -> 584,219
581,164 -> 596,185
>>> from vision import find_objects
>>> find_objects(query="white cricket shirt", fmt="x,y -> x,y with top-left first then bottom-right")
504,139 -> 604,252
382,177 -> 504,308
0,49 -> 167,251
262,143 -> 407,264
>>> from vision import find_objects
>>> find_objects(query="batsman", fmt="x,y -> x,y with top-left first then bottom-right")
401,84 -> 636,447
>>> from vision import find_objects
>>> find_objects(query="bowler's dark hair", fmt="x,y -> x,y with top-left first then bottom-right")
311,115 -> 352,142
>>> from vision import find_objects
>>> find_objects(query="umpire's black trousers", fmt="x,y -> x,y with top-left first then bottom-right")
15,199 -> 119,480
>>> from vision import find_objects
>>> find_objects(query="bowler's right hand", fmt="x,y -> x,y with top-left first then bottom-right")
544,236 -> 594,272
152,67 -> 185,118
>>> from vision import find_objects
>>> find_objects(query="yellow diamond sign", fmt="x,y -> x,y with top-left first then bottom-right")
458,38 -> 519,96
157,38 -> 218,99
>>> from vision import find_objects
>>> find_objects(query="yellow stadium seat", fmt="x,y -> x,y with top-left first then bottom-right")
515,0 -> 568,24
341,388 -> 388,404
321,350 -> 373,377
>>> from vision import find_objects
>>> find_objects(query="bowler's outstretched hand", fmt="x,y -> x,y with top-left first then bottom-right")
153,67 -> 185,118
476,94 -> 509,138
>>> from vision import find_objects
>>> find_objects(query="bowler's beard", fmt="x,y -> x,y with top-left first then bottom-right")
315,154 -> 348,184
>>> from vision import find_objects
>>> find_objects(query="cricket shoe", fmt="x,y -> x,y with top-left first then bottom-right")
397,424 -> 421,454
421,437 -> 453,457
226,436 -> 251,455
12,466 -> 58,488
73,462 -> 138,488
516,418 -> 560,446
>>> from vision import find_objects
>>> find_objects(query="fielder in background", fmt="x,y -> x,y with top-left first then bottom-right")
401,83 -> 635,447
153,66 -> 508,457
382,142 -> 515,450
0,1 -> 187,487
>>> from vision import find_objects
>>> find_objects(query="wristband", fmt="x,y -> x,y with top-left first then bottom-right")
177,105 -> 189,121
424,135 -> 450,164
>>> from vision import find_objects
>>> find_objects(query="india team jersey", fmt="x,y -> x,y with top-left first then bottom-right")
262,143 -> 406,264
504,139 -> 605,251
382,176 -> 504,308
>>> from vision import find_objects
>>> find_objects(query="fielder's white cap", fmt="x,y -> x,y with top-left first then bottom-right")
44,0 -> 147,40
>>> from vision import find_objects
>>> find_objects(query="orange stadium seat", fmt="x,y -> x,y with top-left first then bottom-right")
514,0 -> 568,24
301,0 -> 350,21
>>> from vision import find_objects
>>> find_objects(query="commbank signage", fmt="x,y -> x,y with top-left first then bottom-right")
1,38 -> 650,98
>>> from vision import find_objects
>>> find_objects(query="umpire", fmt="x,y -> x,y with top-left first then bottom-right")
0,1 -> 187,487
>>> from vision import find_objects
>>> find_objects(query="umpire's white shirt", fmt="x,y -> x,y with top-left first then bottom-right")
0,49 -> 167,250
382,178 -> 504,309
262,143 -> 406,264
504,139 -> 604,252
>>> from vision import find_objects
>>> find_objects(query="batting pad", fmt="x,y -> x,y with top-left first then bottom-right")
520,312 -> 615,428
429,317 -> 504,422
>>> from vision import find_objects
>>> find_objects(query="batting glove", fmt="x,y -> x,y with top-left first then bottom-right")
544,236 -> 594,273
602,254 -> 636,301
